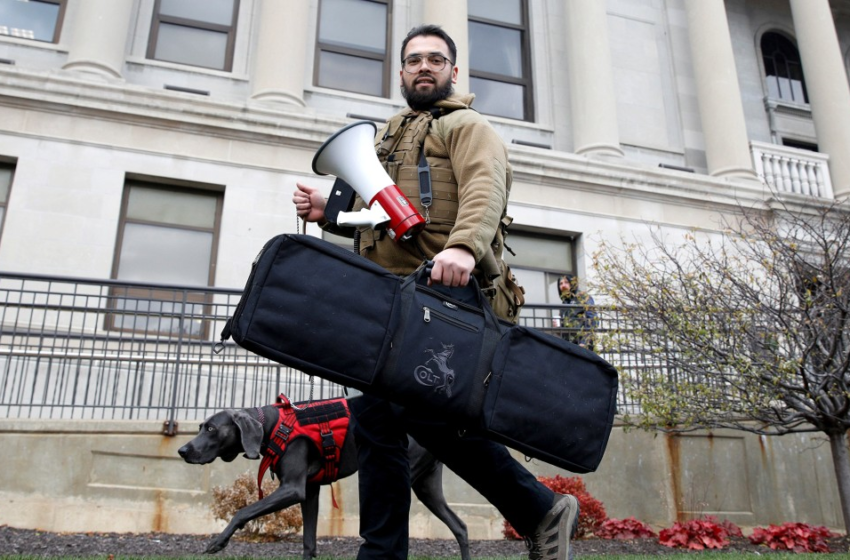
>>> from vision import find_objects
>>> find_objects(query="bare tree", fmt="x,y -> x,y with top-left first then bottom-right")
591,195 -> 850,532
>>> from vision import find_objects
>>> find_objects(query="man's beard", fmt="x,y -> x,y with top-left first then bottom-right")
401,76 -> 453,111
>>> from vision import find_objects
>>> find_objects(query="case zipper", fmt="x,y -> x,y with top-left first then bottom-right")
422,306 -> 479,332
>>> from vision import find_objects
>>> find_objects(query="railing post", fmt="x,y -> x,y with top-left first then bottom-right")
164,290 -> 188,436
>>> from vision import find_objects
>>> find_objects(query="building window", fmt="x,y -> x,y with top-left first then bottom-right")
782,138 -> 818,152
315,0 -> 391,97
0,0 -> 65,43
147,0 -> 239,71
0,161 -> 12,239
504,231 -> 576,305
468,0 -> 533,121
762,32 -> 808,104
109,181 -> 222,338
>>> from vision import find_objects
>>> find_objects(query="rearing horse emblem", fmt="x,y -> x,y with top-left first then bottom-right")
414,344 -> 456,397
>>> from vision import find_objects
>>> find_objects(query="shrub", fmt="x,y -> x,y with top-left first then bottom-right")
702,515 -> 743,538
211,471 -> 303,541
595,517 -> 656,540
502,475 -> 607,540
748,522 -> 838,553
658,518 -> 730,550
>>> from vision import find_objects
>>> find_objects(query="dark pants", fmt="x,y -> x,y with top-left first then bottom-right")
349,394 -> 554,560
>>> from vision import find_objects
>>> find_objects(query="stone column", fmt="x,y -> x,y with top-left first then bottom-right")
250,0 -> 309,106
790,0 -> 850,198
684,0 -> 757,179
423,1 -> 469,95
565,0 -> 623,157
62,0 -> 134,79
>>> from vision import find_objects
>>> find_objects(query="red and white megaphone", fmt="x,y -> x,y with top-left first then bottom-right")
312,121 -> 426,242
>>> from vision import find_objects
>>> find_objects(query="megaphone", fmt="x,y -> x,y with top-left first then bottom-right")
312,121 -> 426,242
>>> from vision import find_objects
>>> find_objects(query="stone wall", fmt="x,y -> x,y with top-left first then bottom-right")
0,418 -> 842,539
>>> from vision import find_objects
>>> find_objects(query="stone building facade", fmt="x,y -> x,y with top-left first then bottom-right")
0,0 -> 848,539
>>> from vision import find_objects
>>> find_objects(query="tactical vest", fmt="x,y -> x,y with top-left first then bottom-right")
357,108 -> 511,274
355,106 -> 525,322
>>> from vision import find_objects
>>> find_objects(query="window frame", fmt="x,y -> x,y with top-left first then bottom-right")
0,0 -> 67,44
468,0 -> 534,121
504,229 -> 577,305
108,180 -> 224,339
313,0 -> 393,98
146,0 -> 240,72
760,31 -> 808,105
0,159 -> 14,244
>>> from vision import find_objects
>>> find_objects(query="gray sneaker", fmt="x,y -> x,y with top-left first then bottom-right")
526,494 -> 580,560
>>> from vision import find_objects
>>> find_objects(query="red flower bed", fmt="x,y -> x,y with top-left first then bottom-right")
658,519 -> 730,550
595,517 -> 656,540
749,522 -> 838,553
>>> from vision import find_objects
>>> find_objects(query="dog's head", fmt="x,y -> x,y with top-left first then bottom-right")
178,409 -> 264,464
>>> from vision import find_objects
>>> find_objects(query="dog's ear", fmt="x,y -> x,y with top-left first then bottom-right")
221,451 -> 240,462
232,409 -> 263,459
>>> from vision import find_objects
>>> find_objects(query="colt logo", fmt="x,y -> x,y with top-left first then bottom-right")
414,343 -> 455,397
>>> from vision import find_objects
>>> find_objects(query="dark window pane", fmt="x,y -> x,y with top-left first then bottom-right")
159,0 -> 234,26
470,77 -> 524,120
469,21 -> 522,78
319,0 -> 386,54
0,0 -> 60,42
317,50 -> 384,96
468,0 -> 521,25
154,23 -> 227,70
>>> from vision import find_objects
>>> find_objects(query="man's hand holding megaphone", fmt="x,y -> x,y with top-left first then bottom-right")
293,182 -> 474,287
293,182 -> 329,223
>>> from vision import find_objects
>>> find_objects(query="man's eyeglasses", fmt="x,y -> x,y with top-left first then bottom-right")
402,53 -> 453,73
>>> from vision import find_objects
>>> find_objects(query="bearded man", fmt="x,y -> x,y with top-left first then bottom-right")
294,24 -> 579,560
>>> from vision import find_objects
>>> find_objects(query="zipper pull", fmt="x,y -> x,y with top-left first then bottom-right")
214,318 -> 233,354
423,307 -> 431,323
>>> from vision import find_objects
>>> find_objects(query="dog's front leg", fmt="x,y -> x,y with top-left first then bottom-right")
300,483 -> 321,559
205,442 -> 312,554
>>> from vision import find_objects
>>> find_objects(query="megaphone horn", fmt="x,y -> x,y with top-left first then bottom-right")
312,121 -> 426,242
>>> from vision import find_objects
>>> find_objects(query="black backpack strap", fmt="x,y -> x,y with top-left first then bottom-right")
418,150 -> 432,223
417,107 -> 455,224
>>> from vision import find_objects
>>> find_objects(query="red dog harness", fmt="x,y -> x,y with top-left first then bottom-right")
257,394 -> 350,500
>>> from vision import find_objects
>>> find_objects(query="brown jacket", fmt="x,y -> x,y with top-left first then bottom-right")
356,93 -> 512,277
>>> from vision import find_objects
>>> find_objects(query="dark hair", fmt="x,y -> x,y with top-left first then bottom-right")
400,24 -> 457,64
559,274 -> 578,287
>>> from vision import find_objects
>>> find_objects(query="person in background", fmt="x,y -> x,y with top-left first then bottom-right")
556,274 -> 597,352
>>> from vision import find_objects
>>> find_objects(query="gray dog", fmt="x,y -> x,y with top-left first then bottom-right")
178,405 -> 470,560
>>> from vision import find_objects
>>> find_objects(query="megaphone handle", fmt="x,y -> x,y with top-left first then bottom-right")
337,206 -> 390,228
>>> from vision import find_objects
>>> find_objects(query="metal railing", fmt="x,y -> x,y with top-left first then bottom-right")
0,272 -> 649,427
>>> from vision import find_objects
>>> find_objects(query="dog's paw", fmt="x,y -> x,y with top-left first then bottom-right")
204,538 -> 228,554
